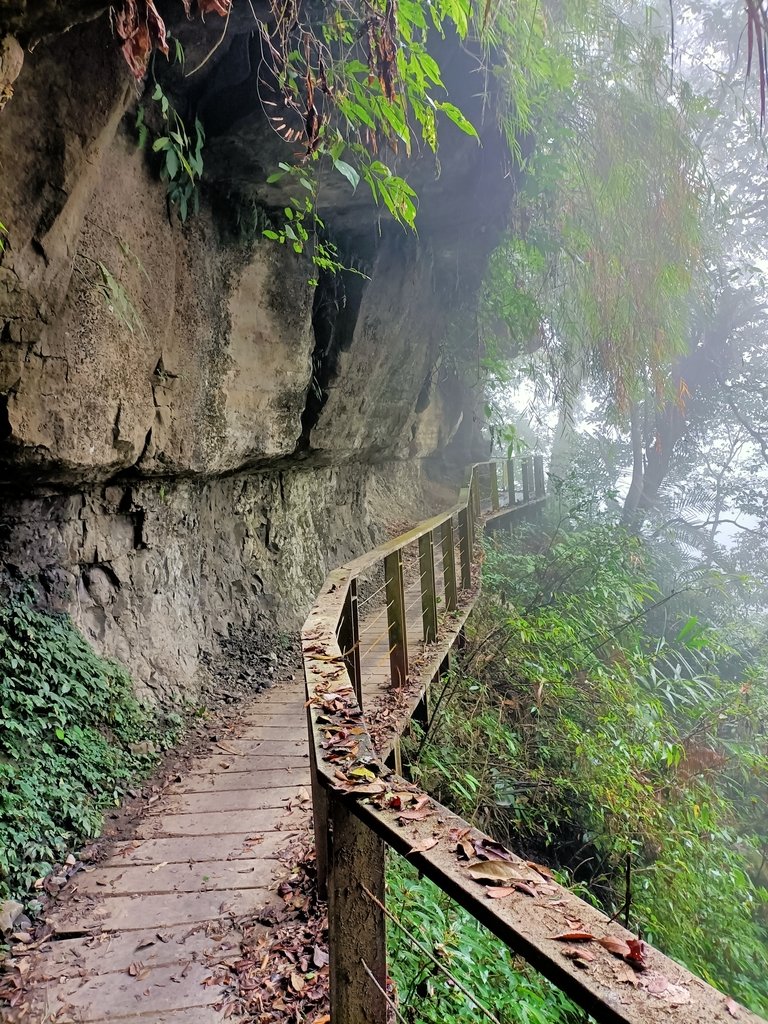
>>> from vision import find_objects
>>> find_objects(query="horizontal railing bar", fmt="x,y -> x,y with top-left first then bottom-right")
344,788 -> 750,1024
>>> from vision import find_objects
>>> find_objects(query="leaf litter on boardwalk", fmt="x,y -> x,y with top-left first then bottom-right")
213,835 -> 331,1022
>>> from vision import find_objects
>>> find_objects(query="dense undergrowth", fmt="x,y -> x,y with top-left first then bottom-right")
393,496 -> 768,1019
0,585 -> 182,904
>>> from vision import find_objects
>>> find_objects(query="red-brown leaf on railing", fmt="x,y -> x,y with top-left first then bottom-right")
526,859 -> 554,880
339,780 -> 386,796
598,935 -> 631,958
551,930 -> 596,942
456,839 -> 475,860
485,886 -> 517,899
625,938 -> 647,968
449,826 -> 471,843
472,837 -> 517,862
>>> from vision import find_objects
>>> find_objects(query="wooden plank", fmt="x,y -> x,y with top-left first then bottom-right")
41,959 -> 224,1021
39,925 -> 242,974
107,832 -> 290,866
457,508 -> 472,589
52,887 -> 274,933
490,462 -> 500,511
74,859 -> 278,896
166,767 -> 310,793
188,754 -> 309,776
440,517 -> 457,612
150,786 -> 308,816
338,577 -> 362,705
134,808 -> 305,839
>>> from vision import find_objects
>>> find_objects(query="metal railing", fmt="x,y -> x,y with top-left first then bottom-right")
301,456 -> 761,1024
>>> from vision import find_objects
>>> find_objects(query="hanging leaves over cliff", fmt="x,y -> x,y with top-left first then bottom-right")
112,0 -> 231,79
479,3 -> 709,417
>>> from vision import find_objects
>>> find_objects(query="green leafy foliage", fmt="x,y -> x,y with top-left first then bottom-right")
74,253 -> 147,339
388,855 -> 585,1024
406,498 -> 768,1015
262,163 -> 368,284
479,1 -> 709,417
137,82 -> 204,223
0,587 -> 181,903
257,0 -> 550,256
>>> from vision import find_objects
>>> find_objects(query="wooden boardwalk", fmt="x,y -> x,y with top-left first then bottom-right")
19,678 -> 312,1024
14,504 -> 477,1023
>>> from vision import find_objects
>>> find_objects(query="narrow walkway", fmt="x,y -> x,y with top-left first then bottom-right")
15,507 -> 471,1023
22,677 -> 311,1024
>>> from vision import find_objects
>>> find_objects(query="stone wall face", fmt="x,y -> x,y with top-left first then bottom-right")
0,461 -> 434,699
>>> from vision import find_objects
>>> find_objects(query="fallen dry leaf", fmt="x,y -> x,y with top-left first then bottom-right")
397,807 -> 433,822
625,937 -> 647,969
340,779 -> 387,796
467,860 -> 528,885
408,836 -> 439,854
644,974 -> 669,995
551,931 -> 595,942
726,997 -> 740,1019
598,935 -> 631,958
666,983 -> 691,1006
562,946 -> 595,968
526,860 -> 554,880
473,838 -> 516,862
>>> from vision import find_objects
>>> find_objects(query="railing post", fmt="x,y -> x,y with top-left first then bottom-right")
533,453 -> 546,498
337,578 -> 362,707
506,458 -> 516,506
307,714 -> 329,900
419,532 -> 438,644
328,794 -> 387,1024
458,507 -> 472,590
522,458 -> 531,503
471,469 -> 481,522
490,461 -> 500,512
441,518 -> 458,612
384,549 -> 408,687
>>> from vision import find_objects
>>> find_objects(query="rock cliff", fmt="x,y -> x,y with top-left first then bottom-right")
0,3 -> 511,698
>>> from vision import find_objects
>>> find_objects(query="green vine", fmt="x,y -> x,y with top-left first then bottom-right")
0,587 -> 182,903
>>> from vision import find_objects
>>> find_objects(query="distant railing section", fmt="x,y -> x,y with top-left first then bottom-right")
301,455 -> 761,1024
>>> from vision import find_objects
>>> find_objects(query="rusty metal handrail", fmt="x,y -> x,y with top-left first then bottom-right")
301,456 -> 760,1024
